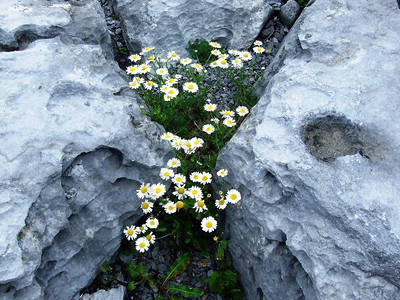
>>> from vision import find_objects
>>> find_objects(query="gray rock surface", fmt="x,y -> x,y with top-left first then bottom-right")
279,0 -> 301,28
111,0 -> 273,55
0,1 -> 172,299
82,286 -> 125,300
215,0 -> 400,299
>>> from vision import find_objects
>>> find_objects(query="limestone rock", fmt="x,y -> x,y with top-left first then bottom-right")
81,286 -> 125,300
279,0 -> 301,28
215,0 -> 400,299
111,0 -> 273,55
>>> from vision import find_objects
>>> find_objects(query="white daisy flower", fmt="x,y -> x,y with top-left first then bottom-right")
143,80 -> 158,90
172,173 -> 186,185
164,201 -> 177,214
231,58 -> 243,69
187,186 -> 203,200
161,132 -> 174,141
201,216 -> 217,233
167,158 -> 181,168
150,183 -> 166,199
190,172 -> 202,182
211,49 -> 221,56
126,65 -> 139,75
129,54 -> 141,62
147,55 -> 155,61
217,169 -> 228,177
199,172 -> 212,185
219,53 -> 229,59
156,68 -> 168,76
240,51 -> 252,61
164,94 -> 173,102
220,110 -> 235,118
173,185 -> 187,200
159,168 -> 175,180
180,58 -> 192,65
137,183 -> 151,199
142,46 -> 155,53
124,225 -> 138,240
128,80 -> 141,89
141,200 -> 153,214
202,124 -> 215,135
254,40 -> 263,46
226,189 -> 241,204
228,49 -> 240,56
171,137 -> 182,150
146,217 -> 159,229
183,82 -> 199,93
211,117 -> 220,124
209,41 -> 221,48
192,137 -> 204,148
236,106 -> 249,116
204,103 -> 217,112
174,74 -> 182,79
191,63 -> 204,72
253,46 -> 265,54
223,117 -> 236,127
137,224 -> 148,234
217,58 -> 229,69
210,60 -> 219,68
132,76 -> 144,84
135,237 -> 150,252
193,200 -> 208,213
166,77 -> 178,86
145,232 -> 156,244
160,84 -> 170,93
166,87 -> 179,98
215,198 -> 227,209
167,51 -> 180,60
139,64 -> 151,74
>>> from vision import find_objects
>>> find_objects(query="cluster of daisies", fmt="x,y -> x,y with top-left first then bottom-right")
124,155 -> 241,252
161,132 -> 204,155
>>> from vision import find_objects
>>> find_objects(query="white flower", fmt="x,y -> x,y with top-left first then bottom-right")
141,200 -> 153,214
156,68 -> 168,76
126,65 -> 139,75
146,217 -> 159,229
199,172 -> 212,185
228,49 -> 240,56
150,183 -> 166,199
147,55 -> 155,61
217,169 -> 228,177
142,46 -> 155,53
137,183 -> 151,199
143,80 -> 158,90
172,173 -> 186,185
124,225 -> 138,240
236,106 -> 249,116
211,117 -> 220,124
220,110 -> 235,118
145,232 -> 156,244
211,49 -> 221,56
191,63 -> 204,72
192,138 -> 204,148
139,64 -> 151,74
165,77 -> 178,86
137,224 -> 148,234
135,237 -> 150,252
171,137 -> 183,150
183,82 -> 199,93
253,46 -> 265,54
129,54 -> 141,62
160,84 -> 170,93
217,58 -> 229,69
219,53 -> 229,59
204,103 -> 217,112
231,58 -> 243,69
167,158 -> 181,168
165,87 -> 179,98
173,185 -> 187,200
128,80 -> 141,89
187,186 -> 203,200
193,200 -> 208,213
164,94 -> 173,102
164,201 -> 177,214
167,51 -> 180,60
226,189 -> 241,204
202,124 -> 215,135
240,51 -> 252,61
161,132 -> 174,141
180,58 -> 192,65
223,117 -> 236,127
190,172 -> 201,182
210,60 -> 219,68
201,216 -> 217,233
175,74 -> 182,79
209,41 -> 221,48
254,40 -> 263,46
160,168 -> 175,180
215,198 -> 227,210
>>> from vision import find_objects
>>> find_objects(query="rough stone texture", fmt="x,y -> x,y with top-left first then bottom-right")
82,286 -> 125,300
0,0 -> 113,58
0,1 -> 172,300
111,0 -> 273,55
279,0 -> 301,28
215,0 -> 400,299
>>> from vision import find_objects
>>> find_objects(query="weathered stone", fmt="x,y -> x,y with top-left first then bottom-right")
0,1 -> 173,299
279,0 -> 300,28
111,0 -> 273,55
215,0 -> 400,299
81,286 -> 125,300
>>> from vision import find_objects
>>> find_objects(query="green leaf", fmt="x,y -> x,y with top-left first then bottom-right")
216,240 -> 228,260
204,270 -> 237,295
228,288 -> 244,299
166,285 -> 203,298
156,227 -> 168,232
127,281 -> 136,291
163,253 -> 191,286
156,295 -> 162,300
125,263 -> 148,279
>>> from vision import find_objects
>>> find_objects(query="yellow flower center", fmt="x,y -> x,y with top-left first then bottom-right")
165,171 -> 170,176
168,90 -> 175,95
176,177 -> 182,182
198,200 -> 204,207
172,53 -> 176,57
188,84 -> 194,89
139,226 -> 144,231
194,141 -> 199,145
206,221 -> 213,228
221,60 -> 226,65
148,56 -> 154,60
176,201 -> 184,209
194,175 -> 199,179
145,47 -> 151,51
219,199 -> 225,205
224,111 -> 230,115
146,235 -> 152,241
168,205 -> 174,210
202,175 -> 208,181
230,194 -> 237,200
178,188 -> 185,194
192,190 -> 198,195
127,229 -> 134,236
139,242 -> 146,248
148,81 -> 153,85
142,203 -> 149,209
244,53 -> 248,57
150,221 -> 155,226
140,187 -> 147,193
155,187 -> 162,194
